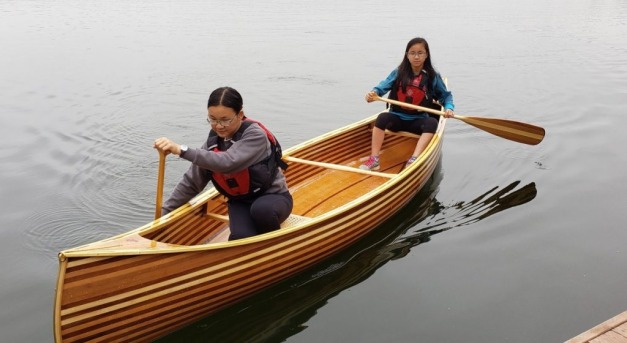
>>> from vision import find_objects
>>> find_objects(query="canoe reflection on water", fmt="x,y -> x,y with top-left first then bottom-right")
156,163 -> 538,343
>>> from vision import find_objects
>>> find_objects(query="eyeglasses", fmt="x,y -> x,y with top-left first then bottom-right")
407,51 -> 427,58
207,115 -> 238,127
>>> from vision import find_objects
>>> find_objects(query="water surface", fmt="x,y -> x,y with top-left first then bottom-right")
1,0 -> 626,342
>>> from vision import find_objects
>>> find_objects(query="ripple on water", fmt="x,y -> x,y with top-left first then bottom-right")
22,169 -> 156,262
21,194 -> 119,262
18,86 -> 195,259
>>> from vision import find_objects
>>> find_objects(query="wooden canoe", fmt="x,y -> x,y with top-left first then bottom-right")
54,109 -> 448,342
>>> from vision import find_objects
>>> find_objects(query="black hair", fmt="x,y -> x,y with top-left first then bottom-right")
397,37 -> 437,94
207,86 -> 243,113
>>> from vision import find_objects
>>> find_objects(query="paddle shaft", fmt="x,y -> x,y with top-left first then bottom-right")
375,96 -> 450,118
374,96 -> 545,145
155,151 -> 166,219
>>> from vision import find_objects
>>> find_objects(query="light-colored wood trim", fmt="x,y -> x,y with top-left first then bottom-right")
206,212 -> 229,222
384,129 -> 421,139
283,156 -> 395,179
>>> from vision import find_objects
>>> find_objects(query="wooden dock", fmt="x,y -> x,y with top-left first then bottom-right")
565,311 -> 627,343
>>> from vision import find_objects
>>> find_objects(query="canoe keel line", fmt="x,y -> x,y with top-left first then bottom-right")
54,109 -> 446,342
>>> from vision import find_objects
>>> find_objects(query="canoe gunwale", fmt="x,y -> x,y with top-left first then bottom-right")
54,108 -> 448,343
57,113 -> 447,258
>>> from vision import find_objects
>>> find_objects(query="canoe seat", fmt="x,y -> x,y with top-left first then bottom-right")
210,213 -> 311,228
205,213 -> 312,243
280,214 -> 312,228
205,212 -> 310,228
384,129 -> 421,139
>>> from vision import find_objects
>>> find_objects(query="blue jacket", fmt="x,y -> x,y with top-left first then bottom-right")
373,69 -> 454,119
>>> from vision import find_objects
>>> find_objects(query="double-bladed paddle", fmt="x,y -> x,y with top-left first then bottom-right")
375,96 -> 545,145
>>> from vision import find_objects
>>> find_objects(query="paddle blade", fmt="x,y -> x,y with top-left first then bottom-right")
373,96 -> 546,145
456,115 -> 545,145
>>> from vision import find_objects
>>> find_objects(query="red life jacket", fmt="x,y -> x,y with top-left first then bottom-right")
390,70 -> 434,115
207,119 -> 287,200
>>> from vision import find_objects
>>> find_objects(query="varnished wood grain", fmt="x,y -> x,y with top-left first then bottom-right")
376,96 -> 545,145
54,112 -> 446,342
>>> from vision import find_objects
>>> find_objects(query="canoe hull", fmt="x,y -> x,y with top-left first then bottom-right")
54,113 -> 445,342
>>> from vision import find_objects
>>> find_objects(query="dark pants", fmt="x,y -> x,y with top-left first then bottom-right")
374,112 -> 438,134
227,191 -> 293,240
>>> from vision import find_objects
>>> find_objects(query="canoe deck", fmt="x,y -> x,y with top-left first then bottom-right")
565,311 -> 627,343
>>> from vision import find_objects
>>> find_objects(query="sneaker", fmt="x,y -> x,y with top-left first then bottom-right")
359,155 -> 380,171
405,156 -> 417,168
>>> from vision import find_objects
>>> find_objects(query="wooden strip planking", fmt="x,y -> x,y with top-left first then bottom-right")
460,115 -> 545,142
566,311 -> 627,343
589,331 -> 627,343
61,165 -> 422,322
61,217 -> 358,321
54,115 -> 444,342
76,221 -> 374,342
616,322 -> 627,337
61,206 -> 394,341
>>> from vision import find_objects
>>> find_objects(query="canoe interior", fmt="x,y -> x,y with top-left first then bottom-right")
54,112 -> 445,343
139,120 -> 421,246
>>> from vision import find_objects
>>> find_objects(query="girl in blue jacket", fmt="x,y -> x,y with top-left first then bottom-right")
361,37 -> 455,170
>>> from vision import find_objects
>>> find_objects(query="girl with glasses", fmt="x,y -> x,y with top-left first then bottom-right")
154,87 -> 293,240
361,37 -> 455,171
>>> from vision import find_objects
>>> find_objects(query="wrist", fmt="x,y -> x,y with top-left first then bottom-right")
179,144 -> 188,156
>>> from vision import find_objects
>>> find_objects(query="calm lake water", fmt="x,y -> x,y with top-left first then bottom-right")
1,0 -> 626,342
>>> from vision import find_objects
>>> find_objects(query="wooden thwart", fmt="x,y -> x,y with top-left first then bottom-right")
283,156 -> 395,178
565,310 -> 627,343
205,212 -> 229,222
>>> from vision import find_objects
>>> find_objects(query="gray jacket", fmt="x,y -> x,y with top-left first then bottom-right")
162,123 -> 289,214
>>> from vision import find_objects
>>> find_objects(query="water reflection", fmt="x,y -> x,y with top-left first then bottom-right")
156,163 -> 538,343
398,179 -> 539,244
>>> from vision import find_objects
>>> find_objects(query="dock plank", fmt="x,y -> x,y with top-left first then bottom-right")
566,311 -> 627,343
589,331 -> 627,343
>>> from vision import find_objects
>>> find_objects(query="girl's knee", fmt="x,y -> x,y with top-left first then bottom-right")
423,117 -> 438,133
374,112 -> 394,129
250,195 -> 292,233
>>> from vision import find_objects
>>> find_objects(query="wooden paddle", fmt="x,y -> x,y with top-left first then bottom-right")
155,150 -> 166,219
375,96 -> 545,145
